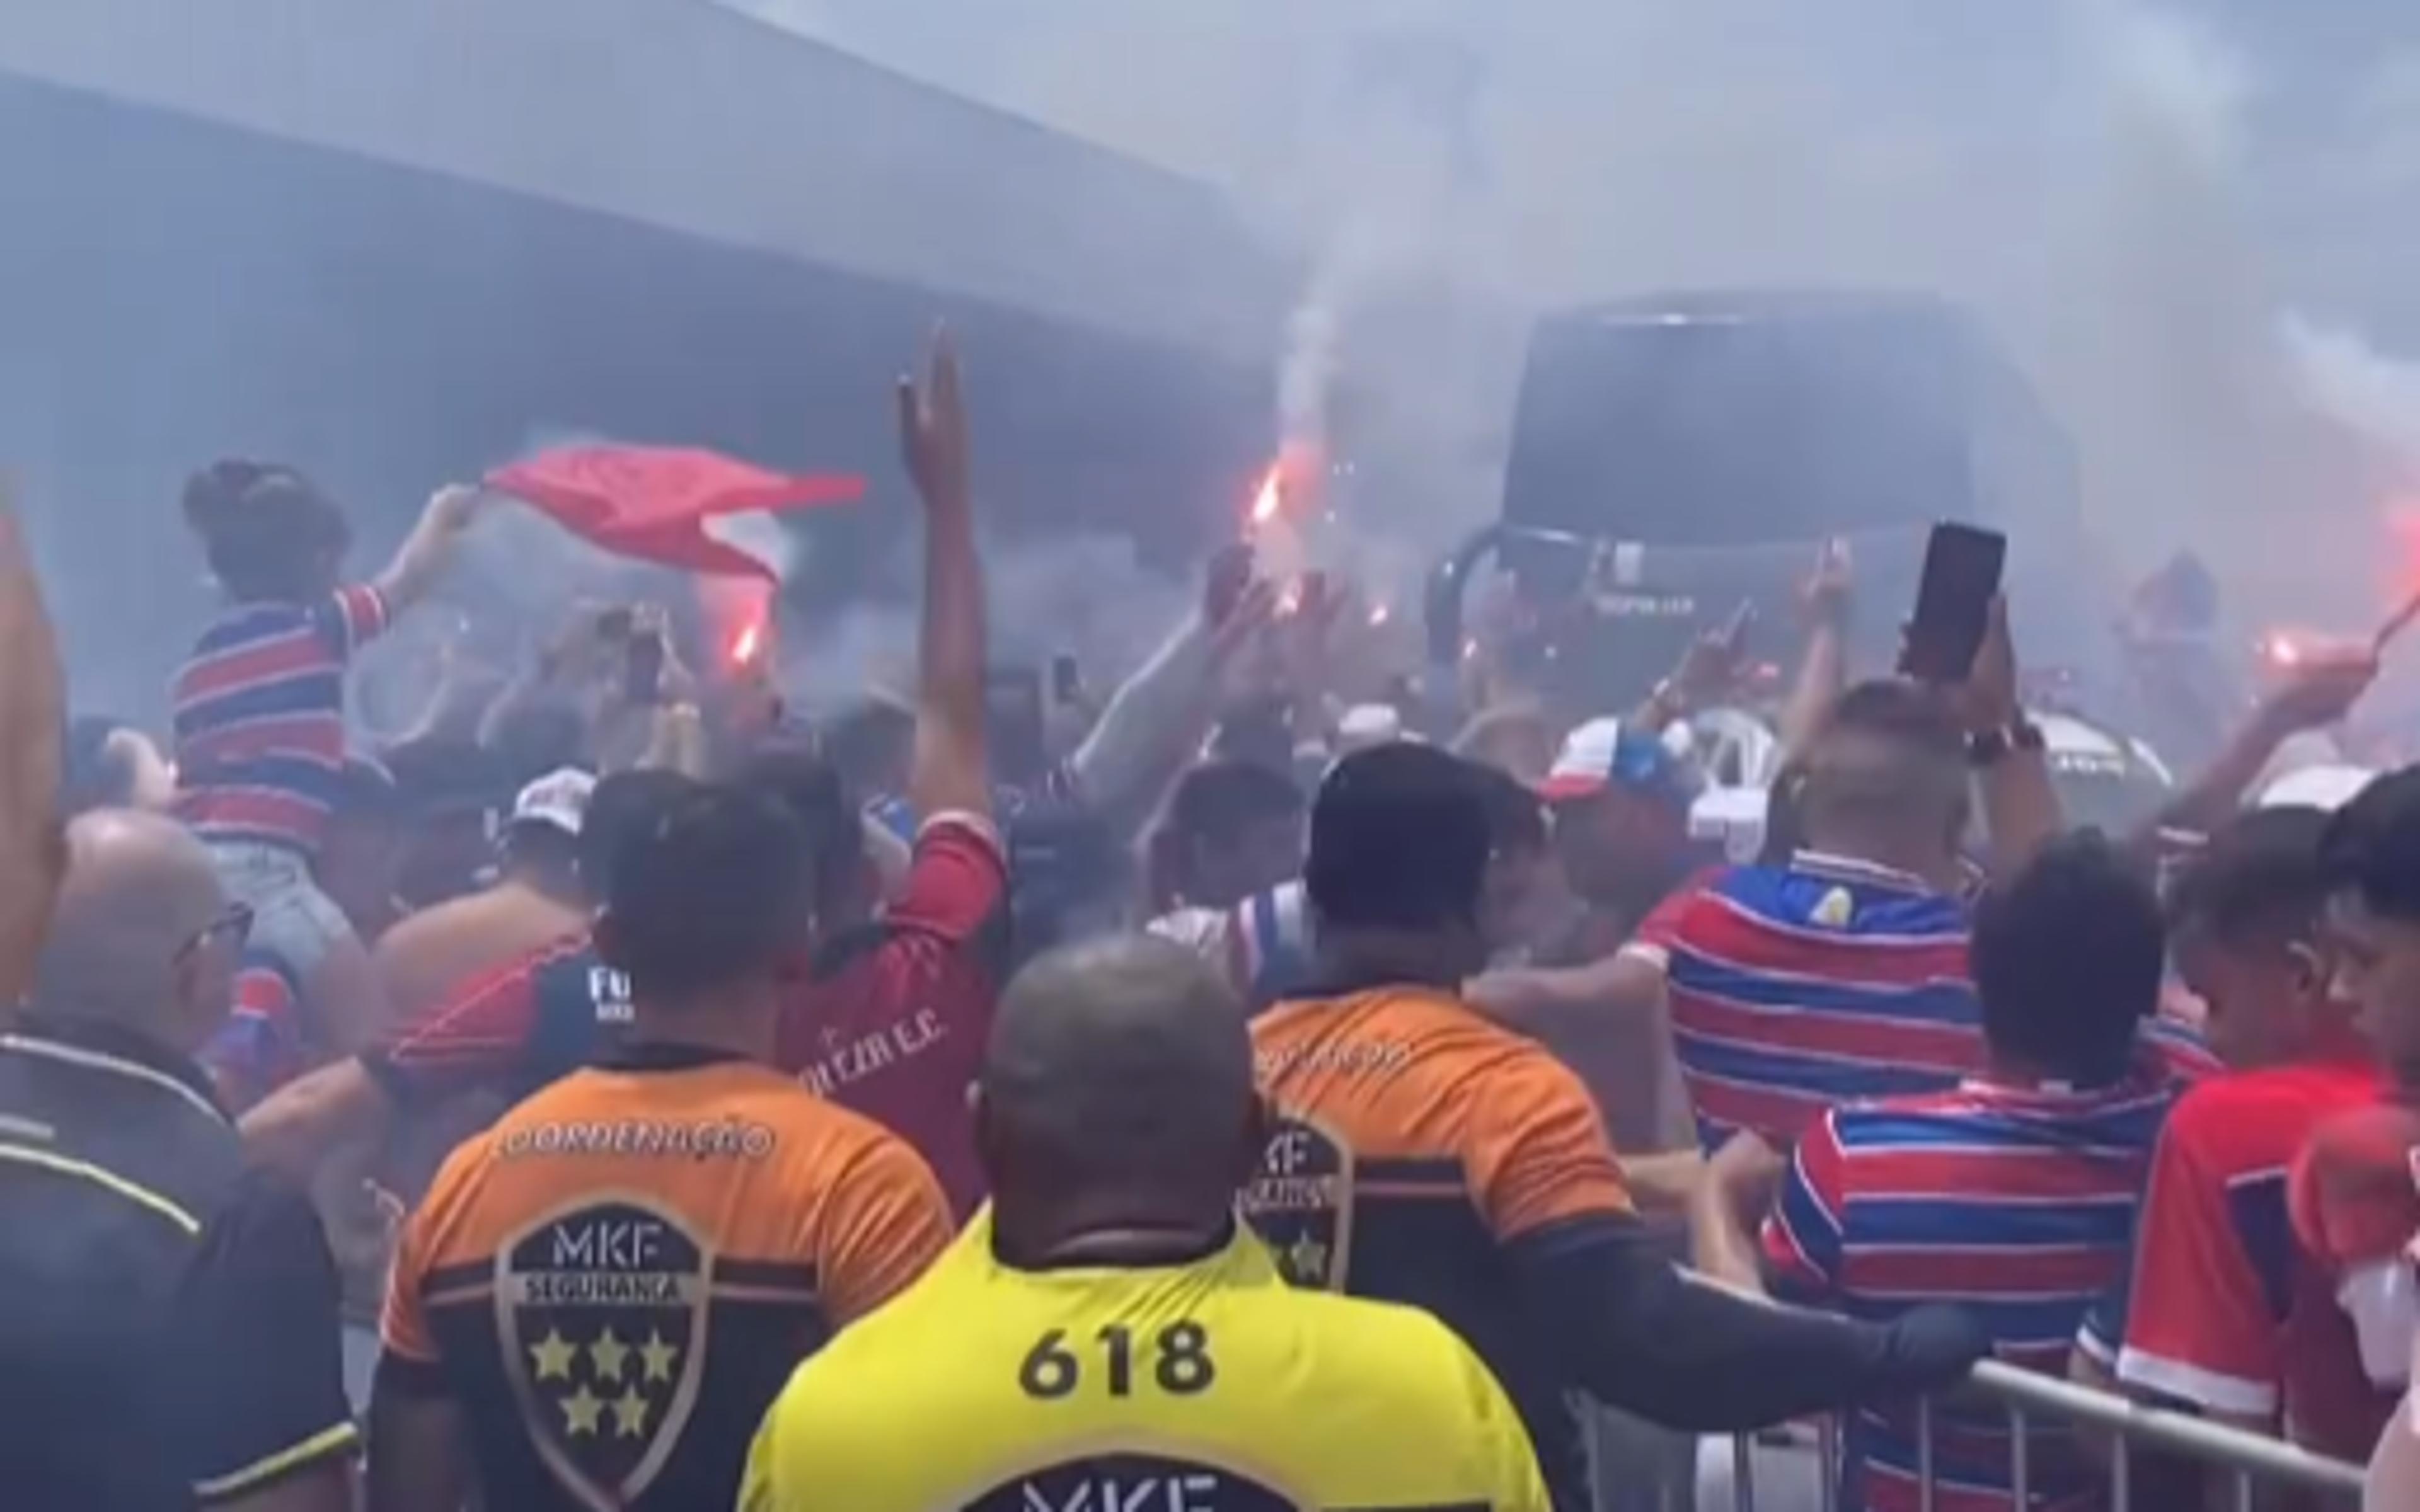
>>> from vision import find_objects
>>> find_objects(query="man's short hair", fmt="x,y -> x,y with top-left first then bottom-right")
1817,680 -> 1966,765
596,782 -> 814,1000
1801,679 -> 1968,827
1971,832 -> 2163,1082
735,742 -> 864,914
1305,744 -> 1490,932
579,770 -> 696,899
1166,760 -> 1304,847
2167,806 -> 2329,947
2322,767 -> 2420,922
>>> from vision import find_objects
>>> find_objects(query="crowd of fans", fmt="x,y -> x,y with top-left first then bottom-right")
4,332 -> 2420,1512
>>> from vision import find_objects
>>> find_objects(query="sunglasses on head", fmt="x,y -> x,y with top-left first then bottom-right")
175,902 -> 255,963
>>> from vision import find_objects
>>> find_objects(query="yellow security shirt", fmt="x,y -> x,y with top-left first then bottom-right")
742,1208 -> 1549,1512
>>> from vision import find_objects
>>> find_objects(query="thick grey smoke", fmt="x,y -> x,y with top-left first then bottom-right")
737,0 -> 2420,631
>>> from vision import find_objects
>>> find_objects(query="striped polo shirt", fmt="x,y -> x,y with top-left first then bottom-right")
172,585 -> 388,854
1765,1074 -> 2178,1511
1661,852 -> 1983,1151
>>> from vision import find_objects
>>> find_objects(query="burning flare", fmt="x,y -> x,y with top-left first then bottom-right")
729,620 -> 764,668
1250,464 -> 1284,527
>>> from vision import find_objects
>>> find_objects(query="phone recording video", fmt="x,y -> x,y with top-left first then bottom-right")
1900,522 -> 2006,682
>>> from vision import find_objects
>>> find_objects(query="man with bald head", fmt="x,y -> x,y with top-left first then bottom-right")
0,810 -> 357,1511
743,934 -> 1552,1512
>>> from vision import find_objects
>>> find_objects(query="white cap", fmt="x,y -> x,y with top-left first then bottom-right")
1690,786 -> 1770,863
2257,764 -> 2377,813
1336,704 -> 1405,755
510,767 -> 596,837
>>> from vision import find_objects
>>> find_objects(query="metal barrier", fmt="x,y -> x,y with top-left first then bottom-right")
1719,1359 -> 2368,1511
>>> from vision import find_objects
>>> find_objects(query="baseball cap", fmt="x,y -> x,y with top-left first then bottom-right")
509,767 -> 597,838
1538,716 -> 1702,807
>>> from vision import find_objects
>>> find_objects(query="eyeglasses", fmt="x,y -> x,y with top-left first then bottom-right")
175,902 -> 255,963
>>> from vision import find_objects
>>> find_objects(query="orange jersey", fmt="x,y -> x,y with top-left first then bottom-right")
381,1043 -> 952,1511
1247,985 -> 1634,1506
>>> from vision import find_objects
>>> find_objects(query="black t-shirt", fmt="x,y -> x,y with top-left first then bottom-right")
0,1018 -> 355,1507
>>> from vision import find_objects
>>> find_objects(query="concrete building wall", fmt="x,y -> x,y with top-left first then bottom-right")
0,0 -> 1290,358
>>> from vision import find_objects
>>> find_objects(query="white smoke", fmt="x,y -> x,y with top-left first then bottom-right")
732,0 -> 2417,628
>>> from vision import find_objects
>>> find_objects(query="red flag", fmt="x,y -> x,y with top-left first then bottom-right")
485,445 -> 862,579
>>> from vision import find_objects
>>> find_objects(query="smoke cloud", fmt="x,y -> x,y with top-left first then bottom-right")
737,0 -> 2419,633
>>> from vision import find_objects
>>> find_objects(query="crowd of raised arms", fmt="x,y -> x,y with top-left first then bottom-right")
8,331 -> 2420,1512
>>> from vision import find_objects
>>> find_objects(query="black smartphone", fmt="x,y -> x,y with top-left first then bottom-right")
1050,653 -> 1082,705
985,665 -> 1048,784
1900,522 -> 2007,682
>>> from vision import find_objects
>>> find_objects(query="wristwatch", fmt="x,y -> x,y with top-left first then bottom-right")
1967,718 -> 2045,768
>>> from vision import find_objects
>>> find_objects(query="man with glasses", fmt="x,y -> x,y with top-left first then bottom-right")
0,809 -> 357,1511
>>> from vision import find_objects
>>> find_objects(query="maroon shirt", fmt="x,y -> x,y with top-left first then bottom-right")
778,814 -> 1010,1216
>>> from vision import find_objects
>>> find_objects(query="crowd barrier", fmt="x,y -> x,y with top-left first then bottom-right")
1715,1359 -> 2368,1511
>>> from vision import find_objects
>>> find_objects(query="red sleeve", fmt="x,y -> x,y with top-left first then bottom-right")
1635,866 -> 1713,948
885,815 -> 1009,966
1761,1113 -> 1847,1302
2293,1104 -> 2420,1268
2114,1092 -> 2283,1418
360,958 -> 540,1106
312,584 -> 390,661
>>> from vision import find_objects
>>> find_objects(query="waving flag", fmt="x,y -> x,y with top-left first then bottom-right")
485,446 -> 862,580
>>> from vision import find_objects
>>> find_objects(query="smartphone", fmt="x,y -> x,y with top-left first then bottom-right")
1050,653 -> 1082,705
985,665 -> 1048,785
1900,522 -> 2007,682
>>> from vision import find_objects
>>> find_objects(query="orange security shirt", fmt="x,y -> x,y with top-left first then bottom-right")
1247,984 -> 1635,1508
381,1043 -> 952,1511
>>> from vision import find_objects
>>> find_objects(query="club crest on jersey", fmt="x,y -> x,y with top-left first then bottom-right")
963,1451 -> 1299,1512
498,1196 -> 707,1508
1240,1113 -> 1354,1291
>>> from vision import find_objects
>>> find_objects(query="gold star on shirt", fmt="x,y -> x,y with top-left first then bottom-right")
608,1385 -> 652,1439
638,1330 -> 679,1383
1286,1232 -> 1329,1281
589,1327 -> 631,1382
560,1385 -> 606,1438
529,1329 -> 577,1382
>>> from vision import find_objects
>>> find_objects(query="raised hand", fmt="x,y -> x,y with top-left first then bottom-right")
896,326 -> 969,515
1799,537 -> 1853,630
2259,648 -> 2378,735
1944,595 -> 2021,735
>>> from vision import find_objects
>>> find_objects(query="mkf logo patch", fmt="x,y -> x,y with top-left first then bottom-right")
498,1196 -> 707,1509
1240,1114 -> 1354,1292
962,1451 -> 1300,1512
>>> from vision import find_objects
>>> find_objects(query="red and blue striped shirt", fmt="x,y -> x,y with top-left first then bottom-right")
1661,853 -> 1985,1151
171,585 -> 388,854
1658,855 -> 2216,1154
1764,1075 -> 2179,1511
199,951 -> 309,1113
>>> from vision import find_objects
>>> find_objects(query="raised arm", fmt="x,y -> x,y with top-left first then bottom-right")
1071,548 -> 1277,830
0,491 -> 64,1005
2128,650 -> 2375,852
1964,597 -> 2063,874
898,330 -> 989,822
371,484 -> 484,616
1777,539 -> 1853,763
